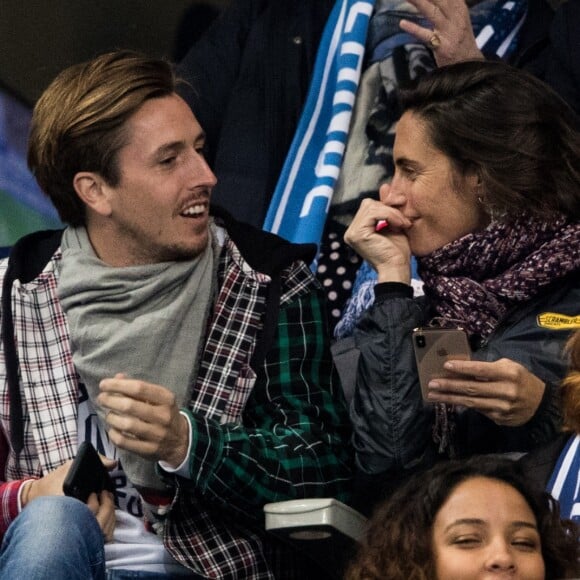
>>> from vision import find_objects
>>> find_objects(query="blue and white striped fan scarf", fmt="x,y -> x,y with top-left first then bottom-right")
263,0 -> 375,246
548,434 -> 580,522
263,0 -> 527,252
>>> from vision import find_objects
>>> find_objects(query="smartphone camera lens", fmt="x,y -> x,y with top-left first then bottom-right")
415,335 -> 426,348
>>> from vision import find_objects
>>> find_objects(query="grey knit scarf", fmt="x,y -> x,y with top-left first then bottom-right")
57,226 -> 217,491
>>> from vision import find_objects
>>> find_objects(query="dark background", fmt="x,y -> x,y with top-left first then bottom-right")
0,0 -> 230,106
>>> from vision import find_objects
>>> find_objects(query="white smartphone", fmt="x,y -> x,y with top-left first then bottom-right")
412,327 -> 471,401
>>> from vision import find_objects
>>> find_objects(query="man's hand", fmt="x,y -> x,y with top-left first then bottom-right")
87,490 -> 116,542
24,455 -> 115,503
22,456 -> 117,540
23,460 -> 73,505
399,0 -> 484,66
426,358 -> 546,426
98,373 -> 189,467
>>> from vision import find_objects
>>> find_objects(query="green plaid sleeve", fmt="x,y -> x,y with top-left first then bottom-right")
177,289 -> 353,519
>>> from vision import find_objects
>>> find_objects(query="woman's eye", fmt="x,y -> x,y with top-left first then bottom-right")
160,156 -> 177,166
452,536 -> 481,547
512,538 -> 539,551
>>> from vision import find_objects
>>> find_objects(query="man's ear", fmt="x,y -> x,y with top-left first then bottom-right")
73,172 -> 113,217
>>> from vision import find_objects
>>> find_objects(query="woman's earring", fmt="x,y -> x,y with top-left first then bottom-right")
477,192 -> 498,220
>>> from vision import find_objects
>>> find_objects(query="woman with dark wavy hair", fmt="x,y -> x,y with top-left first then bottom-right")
344,60 -> 580,513
345,456 -> 579,579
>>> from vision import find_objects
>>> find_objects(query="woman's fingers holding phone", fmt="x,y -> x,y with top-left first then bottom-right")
427,358 -> 546,426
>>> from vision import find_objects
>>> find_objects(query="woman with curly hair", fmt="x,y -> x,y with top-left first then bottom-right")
345,456 -> 579,579
520,329 -> 580,521
561,330 -> 580,436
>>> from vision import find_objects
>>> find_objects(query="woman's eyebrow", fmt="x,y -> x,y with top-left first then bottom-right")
444,517 -> 485,533
394,156 -> 420,169
444,518 -> 539,533
508,521 -> 540,531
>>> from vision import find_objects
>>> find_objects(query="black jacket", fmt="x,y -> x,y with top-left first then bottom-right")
351,272 -> 580,514
518,432 -> 570,491
514,0 -> 580,115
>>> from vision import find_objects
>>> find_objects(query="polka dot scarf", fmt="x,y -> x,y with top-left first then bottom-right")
316,218 -> 362,332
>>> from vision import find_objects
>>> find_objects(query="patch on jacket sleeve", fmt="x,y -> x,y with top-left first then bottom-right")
537,312 -> 580,330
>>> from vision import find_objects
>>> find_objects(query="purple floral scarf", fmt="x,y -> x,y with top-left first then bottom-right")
418,214 -> 580,339
417,214 -> 580,454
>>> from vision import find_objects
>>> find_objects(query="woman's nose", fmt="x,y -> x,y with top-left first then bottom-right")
379,178 -> 405,207
484,541 -> 517,572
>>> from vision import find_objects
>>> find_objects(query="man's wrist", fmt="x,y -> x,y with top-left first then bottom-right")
159,410 -> 192,475
19,479 -> 37,509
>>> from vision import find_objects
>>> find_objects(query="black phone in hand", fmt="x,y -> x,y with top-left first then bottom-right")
63,441 -> 114,502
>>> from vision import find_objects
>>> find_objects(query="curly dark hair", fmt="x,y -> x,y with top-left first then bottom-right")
562,330 -> 580,434
345,456 -> 579,579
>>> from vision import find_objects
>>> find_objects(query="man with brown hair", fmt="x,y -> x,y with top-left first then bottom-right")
0,50 -> 351,579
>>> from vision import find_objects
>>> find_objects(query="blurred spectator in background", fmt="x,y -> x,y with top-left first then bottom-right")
172,1 -> 223,62
177,0 -> 335,228
400,0 -> 580,114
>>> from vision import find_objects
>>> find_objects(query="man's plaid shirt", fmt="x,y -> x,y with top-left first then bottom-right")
0,225 -> 353,578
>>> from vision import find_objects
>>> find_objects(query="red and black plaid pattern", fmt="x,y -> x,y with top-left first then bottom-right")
0,232 -> 352,577
0,248 -> 79,480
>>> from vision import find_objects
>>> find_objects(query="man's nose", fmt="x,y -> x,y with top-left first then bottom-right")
190,152 -> 217,189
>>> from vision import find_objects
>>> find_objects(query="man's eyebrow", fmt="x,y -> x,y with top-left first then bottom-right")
153,132 -> 206,157
154,141 -> 186,156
